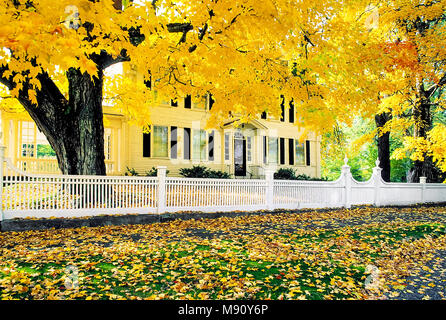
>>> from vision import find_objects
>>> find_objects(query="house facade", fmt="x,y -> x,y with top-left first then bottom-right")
0,95 -> 321,178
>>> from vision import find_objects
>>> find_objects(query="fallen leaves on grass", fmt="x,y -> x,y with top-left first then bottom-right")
1,205 -> 446,300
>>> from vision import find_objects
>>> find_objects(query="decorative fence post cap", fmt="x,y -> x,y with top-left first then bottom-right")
375,158 -> 380,167
342,156 -> 350,169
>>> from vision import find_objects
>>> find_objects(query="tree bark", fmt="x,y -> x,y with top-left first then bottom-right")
375,112 -> 392,182
407,84 -> 442,183
1,67 -> 107,176
59,68 -> 106,175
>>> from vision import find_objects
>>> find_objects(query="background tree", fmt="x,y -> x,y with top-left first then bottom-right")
375,111 -> 392,182
369,1 -> 446,182
319,1 -> 446,183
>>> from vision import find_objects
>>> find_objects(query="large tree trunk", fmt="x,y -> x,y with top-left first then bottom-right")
17,68 -> 106,176
375,112 -> 392,182
407,85 -> 442,183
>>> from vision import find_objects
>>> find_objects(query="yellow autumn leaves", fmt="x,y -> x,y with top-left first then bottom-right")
1,205 -> 446,300
1,0 -> 446,176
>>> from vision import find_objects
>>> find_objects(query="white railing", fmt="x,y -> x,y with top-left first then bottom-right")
1,147 -> 445,220
16,158 -> 61,174
15,158 -> 116,175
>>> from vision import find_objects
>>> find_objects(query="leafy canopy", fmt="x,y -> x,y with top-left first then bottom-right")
1,0 -> 446,174
1,0 -> 384,131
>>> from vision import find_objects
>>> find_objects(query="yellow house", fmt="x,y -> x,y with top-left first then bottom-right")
0,94 -> 321,178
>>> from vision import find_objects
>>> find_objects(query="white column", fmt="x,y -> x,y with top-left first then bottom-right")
264,166 -> 275,211
372,159 -> 383,207
157,166 -> 167,214
420,176 -> 427,203
341,156 -> 352,209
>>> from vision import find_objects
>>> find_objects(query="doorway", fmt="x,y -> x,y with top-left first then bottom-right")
234,137 -> 246,176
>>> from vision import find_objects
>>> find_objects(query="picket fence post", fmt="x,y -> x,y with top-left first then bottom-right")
420,176 -> 427,203
264,167 -> 275,211
341,157 -> 352,209
157,166 -> 167,214
372,159 -> 383,207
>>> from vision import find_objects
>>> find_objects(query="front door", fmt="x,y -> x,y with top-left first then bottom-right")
234,138 -> 246,176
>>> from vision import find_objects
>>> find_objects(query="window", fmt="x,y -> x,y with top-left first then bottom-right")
247,136 -> 252,162
288,139 -> 294,165
193,96 -> 206,109
295,142 -> 305,165
261,111 -> 267,119
184,95 -> 191,109
152,125 -> 168,158
170,126 -> 177,159
184,128 -> 191,160
280,95 -> 285,122
20,121 -> 56,159
104,128 -> 112,160
306,140 -> 311,166
279,138 -> 285,165
224,133 -> 230,161
208,131 -> 214,161
289,99 -> 295,123
268,137 -> 278,164
171,99 -> 178,107
21,121 -> 35,157
193,129 -> 207,160
143,131 -> 151,158
22,143 -> 34,157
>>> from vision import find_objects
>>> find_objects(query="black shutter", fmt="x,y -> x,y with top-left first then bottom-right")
306,140 -> 311,166
280,95 -> 285,122
279,138 -> 285,165
184,95 -> 191,109
208,131 -> 214,161
184,128 -> 191,160
261,111 -> 267,119
143,131 -> 151,157
144,79 -> 151,89
289,99 -> 294,123
170,126 -> 177,159
263,136 -> 267,164
209,94 -> 215,110
288,139 -> 294,165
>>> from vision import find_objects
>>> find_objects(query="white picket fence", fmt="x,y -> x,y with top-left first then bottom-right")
1,145 -> 446,220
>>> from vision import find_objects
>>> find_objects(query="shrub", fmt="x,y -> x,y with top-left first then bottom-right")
206,169 -> 231,179
144,167 -> 170,177
179,165 -> 231,179
296,174 -> 329,181
274,168 -> 329,181
124,166 -> 139,176
274,168 -> 296,180
179,165 -> 208,178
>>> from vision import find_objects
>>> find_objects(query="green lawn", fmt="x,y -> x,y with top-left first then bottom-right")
1,205 -> 446,300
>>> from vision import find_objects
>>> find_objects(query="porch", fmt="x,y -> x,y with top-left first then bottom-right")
15,158 -> 117,175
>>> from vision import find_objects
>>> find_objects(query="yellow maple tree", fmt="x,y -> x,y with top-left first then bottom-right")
0,0 -> 444,176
